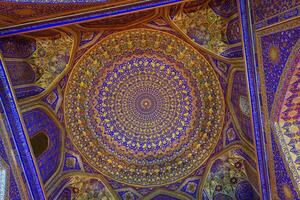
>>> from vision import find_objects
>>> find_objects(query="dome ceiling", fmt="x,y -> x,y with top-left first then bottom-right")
64,28 -> 225,186
1,0 -> 298,198
0,1 -> 264,199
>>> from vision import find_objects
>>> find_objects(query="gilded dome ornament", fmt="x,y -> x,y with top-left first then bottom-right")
64,29 -> 225,186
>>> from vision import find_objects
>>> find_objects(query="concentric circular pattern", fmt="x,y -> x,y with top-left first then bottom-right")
65,29 -> 225,186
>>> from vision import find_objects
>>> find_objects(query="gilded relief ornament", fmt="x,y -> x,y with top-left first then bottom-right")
65,29 -> 224,186
173,7 -> 228,55
28,33 -> 73,88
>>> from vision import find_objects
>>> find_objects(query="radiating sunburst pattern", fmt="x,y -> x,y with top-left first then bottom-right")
64,29 -> 224,186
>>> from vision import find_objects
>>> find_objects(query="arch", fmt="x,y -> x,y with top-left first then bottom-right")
227,66 -> 255,147
48,172 -> 119,200
22,103 -> 65,185
198,144 -> 258,200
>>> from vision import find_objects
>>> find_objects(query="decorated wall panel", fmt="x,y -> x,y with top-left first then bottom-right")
272,49 -> 300,196
22,106 -> 64,183
254,11 -> 300,200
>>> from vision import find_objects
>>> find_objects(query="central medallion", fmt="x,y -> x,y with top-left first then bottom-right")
94,57 -> 194,159
136,93 -> 156,114
65,29 -> 224,186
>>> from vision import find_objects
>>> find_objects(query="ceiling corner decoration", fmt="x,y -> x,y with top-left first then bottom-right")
67,175 -> 117,200
0,29 -> 74,99
29,31 -> 73,89
202,148 -> 260,199
173,6 -> 228,54
64,28 -> 225,186
171,0 -> 242,58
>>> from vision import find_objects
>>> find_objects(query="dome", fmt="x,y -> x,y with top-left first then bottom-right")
64,28 -> 225,186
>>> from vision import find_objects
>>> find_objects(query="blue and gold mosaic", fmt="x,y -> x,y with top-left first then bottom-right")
65,29 -> 224,186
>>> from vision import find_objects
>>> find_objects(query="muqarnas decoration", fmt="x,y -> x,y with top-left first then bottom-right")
0,31 -> 73,89
172,0 -> 241,56
203,149 -> 260,200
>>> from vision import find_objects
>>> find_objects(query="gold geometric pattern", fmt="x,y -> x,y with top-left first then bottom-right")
64,29 -> 225,186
